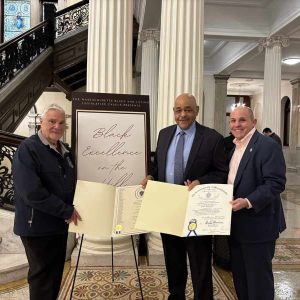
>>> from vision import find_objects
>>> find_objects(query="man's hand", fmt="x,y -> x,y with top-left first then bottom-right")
230,198 -> 249,211
140,175 -> 154,189
184,179 -> 200,191
65,208 -> 82,225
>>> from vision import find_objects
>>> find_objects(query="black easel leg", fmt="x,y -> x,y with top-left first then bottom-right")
69,234 -> 84,300
131,235 -> 144,300
111,237 -> 114,282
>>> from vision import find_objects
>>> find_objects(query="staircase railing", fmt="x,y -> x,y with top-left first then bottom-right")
56,0 -> 89,39
0,131 -> 25,211
0,21 -> 53,90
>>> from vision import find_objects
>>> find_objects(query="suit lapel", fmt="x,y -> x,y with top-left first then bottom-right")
184,123 -> 204,178
161,126 -> 177,179
234,130 -> 259,188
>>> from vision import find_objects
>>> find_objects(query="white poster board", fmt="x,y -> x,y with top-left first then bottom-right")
76,111 -> 146,185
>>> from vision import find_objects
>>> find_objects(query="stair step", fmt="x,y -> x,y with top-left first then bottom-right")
287,166 -> 297,173
0,254 -> 28,284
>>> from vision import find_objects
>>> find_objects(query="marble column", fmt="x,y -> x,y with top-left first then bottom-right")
140,29 -> 160,151
260,37 -> 289,134
87,0 -> 132,93
156,0 -> 204,132
289,78 -> 300,149
214,75 -> 230,135
289,79 -> 300,169
73,0 -> 134,266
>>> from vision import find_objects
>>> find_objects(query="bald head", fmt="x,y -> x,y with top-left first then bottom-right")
173,93 -> 199,130
175,93 -> 197,107
231,106 -> 254,120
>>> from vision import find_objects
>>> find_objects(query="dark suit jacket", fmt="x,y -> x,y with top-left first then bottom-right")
270,132 -> 282,146
150,122 -> 228,185
231,130 -> 286,243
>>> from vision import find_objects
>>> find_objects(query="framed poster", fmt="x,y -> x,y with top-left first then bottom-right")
72,92 -> 150,186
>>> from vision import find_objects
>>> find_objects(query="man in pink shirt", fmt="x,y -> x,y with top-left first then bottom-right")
228,106 -> 286,300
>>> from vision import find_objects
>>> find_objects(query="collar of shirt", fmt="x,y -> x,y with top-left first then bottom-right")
175,121 -> 196,137
165,122 -> 196,183
38,130 -> 69,155
227,127 -> 256,185
233,127 -> 256,150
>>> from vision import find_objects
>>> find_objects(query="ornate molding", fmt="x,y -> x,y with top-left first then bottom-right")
139,29 -> 160,43
258,36 -> 289,52
290,78 -> 300,86
214,74 -> 230,82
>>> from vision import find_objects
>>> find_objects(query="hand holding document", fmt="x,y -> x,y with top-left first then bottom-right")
135,181 -> 233,236
69,180 -> 147,237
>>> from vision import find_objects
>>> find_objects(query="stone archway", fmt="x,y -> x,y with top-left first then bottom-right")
281,96 -> 290,146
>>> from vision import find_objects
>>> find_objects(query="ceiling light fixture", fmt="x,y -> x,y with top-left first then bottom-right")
282,57 -> 300,65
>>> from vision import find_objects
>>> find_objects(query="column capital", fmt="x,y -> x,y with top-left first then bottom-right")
140,29 -> 160,43
214,74 -> 230,82
258,36 -> 289,52
290,78 -> 300,86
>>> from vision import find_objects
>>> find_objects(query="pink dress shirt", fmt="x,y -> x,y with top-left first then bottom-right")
227,127 -> 256,208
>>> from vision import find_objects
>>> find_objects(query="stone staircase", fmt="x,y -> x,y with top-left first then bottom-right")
0,209 -> 28,284
0,209 -> 76,285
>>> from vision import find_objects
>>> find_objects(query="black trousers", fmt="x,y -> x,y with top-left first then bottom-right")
161,233 -> 213,300
21,233 -> 68,300
229,239 -> 276,300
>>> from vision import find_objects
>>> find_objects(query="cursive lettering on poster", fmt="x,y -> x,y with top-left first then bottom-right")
78,118 -> 145,186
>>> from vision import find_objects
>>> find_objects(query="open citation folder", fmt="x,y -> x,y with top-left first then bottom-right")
135,181 -> 233,237
69,180 -> 147,237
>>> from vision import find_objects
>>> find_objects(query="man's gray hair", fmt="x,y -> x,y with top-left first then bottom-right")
40,104 -> 65,119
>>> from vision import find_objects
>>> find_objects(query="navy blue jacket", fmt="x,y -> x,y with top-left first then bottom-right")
13,134 -> 75,236
231,130 -> 286,243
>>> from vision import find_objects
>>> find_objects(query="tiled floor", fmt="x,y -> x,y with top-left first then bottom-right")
274,271 -> 300,300
1,176 -> 300,300
273,177 -> 300,300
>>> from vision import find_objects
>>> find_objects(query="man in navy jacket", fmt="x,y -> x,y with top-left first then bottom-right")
13,104 -> 81,300
228,106 -> 286,300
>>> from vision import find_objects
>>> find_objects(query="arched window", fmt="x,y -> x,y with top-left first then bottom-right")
283,97 -> 290,146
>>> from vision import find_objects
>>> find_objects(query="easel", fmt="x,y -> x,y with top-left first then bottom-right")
69,234 -> 144,300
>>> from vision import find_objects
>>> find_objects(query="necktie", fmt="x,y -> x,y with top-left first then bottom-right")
174,131 -> 185,184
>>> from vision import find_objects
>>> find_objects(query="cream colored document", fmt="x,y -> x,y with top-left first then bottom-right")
112,185 -> 146,237
69,180 -> 147,237
135,181 -> 233,236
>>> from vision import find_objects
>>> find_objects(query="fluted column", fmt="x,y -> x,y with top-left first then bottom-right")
156,0 -> 204,133
87,0 -> 132,93
214,75 -> 230,135
76,0 -> 133,265
289,78 -> 300,149
260,37 -> 289,133
140,29 -> 160,151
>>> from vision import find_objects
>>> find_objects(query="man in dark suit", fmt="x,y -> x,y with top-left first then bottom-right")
141,93 -> 228,300
262,127 -> 282,146
228,106 -> 286,300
